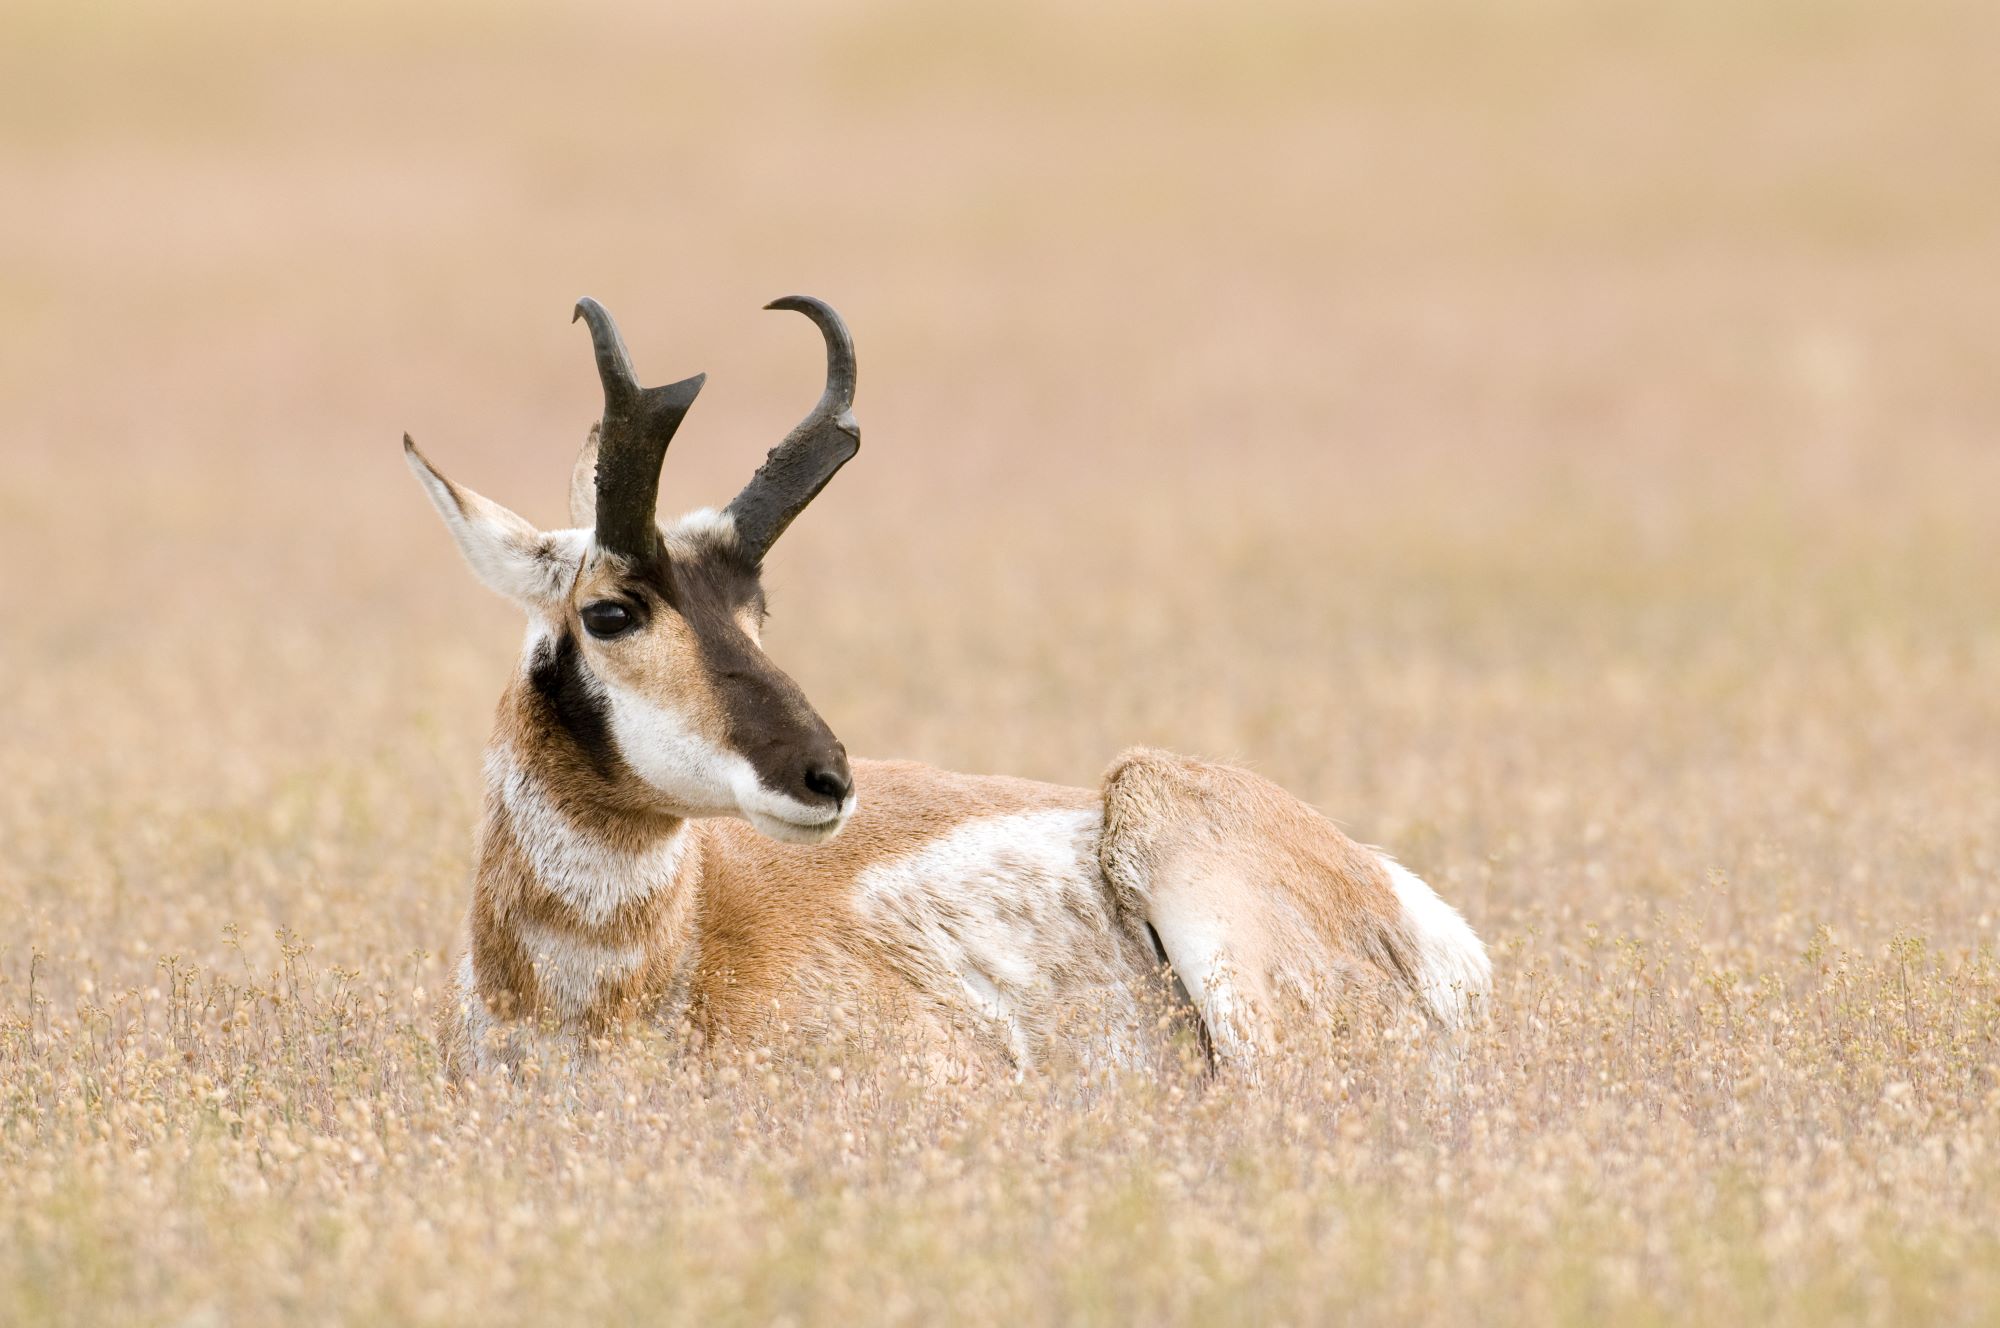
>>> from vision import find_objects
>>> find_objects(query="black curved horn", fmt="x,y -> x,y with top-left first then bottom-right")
724,296 -> 860,562
572,297 -> 705,559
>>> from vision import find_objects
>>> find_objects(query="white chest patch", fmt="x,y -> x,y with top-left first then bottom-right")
513,918 -> 650,1021
486,746 -> 687,927
851,808 -> 1141,1065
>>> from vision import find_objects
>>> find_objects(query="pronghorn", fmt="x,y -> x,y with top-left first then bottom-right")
405,296 -> 1489,1079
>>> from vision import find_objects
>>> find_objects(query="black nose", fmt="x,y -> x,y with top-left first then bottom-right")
802,761 -> 851,805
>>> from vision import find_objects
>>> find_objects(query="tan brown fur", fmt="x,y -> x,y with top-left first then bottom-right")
571,555 -> 734,750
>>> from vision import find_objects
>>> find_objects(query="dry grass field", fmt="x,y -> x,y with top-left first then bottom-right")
4,1 -> 1999,1322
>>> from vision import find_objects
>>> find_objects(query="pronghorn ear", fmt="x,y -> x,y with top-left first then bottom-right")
568,423 -> 601,529
403,435 -> 583,607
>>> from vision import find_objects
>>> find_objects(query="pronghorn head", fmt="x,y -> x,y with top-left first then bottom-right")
404,297 -> 861,844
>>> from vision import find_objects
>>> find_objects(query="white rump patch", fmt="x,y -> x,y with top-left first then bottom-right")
486,745 -> 688,926
1376,854 -> 1491,1028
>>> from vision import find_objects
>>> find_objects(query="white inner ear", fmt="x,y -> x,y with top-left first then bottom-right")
568,424 -> 601,529
405,440 -> 587,607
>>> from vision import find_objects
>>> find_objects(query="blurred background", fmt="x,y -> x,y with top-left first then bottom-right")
2,0 -> 1996,975
8,10 -> 2000,1319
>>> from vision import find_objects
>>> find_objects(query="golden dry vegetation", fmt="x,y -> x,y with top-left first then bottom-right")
3,1 -> 1999,1323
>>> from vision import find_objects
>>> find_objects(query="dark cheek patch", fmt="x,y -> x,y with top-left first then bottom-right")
527,631 -> 622,779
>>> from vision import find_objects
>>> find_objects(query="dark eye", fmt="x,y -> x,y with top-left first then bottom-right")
580,601 -> 635,639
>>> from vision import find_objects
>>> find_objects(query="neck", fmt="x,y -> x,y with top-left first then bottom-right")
465,733 -> 704,1036
482,742 -> 691,927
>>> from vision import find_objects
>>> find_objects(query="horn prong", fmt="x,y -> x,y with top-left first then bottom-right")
572,298 -> 704,559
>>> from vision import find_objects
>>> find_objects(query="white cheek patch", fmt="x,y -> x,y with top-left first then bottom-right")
594,675 -> 751,817
593,675 -> 855,842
